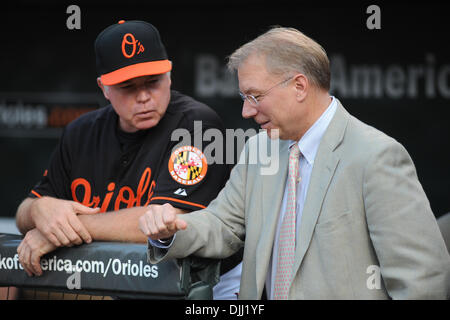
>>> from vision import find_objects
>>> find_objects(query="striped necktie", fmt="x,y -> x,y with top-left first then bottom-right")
273,143 -> 300,300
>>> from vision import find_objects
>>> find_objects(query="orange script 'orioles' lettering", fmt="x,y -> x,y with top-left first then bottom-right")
71,167 -> 156,212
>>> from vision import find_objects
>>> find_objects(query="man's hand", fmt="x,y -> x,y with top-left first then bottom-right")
17,228 -> 57,276
30,197 -> 100,247
139,203 -> 188,240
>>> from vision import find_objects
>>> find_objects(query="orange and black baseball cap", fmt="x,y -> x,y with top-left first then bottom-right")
95,20 -> 172,85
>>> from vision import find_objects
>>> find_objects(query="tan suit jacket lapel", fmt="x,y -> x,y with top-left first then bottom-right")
291,101 -> 349,280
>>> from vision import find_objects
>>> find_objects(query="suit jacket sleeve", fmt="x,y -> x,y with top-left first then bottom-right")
364,138 -> 450,299
147,142 -> 249,264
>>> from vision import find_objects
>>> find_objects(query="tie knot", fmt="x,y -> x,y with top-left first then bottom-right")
289,143 -> 300,160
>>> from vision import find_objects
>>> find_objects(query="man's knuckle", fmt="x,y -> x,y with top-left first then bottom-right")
56,217 -> 66,227
69,222 -> 80,231
49,236 -> 60,246
165,217 -> 175,226
46,223 -> 57,233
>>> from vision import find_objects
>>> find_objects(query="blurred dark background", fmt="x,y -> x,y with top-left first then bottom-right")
1,1 -> 449,218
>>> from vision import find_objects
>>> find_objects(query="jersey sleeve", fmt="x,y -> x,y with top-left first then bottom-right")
29,128 -> 72,200
149,126 -> 231,212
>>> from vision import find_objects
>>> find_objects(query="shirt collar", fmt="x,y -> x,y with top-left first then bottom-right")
289,96 -> 337,165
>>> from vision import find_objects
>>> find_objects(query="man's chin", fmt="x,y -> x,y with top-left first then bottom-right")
266,128 -> 281,140
135,118 -> 160,131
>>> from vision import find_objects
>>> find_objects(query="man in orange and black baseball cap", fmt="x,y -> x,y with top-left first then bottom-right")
16,20 -> 243,299
95,20 -> 173,132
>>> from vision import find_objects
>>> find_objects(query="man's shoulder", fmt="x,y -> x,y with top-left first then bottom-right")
347,114 -> 400,149
65,105 -> 114,132
61,105 -> 114,143
340,109 -> 408,164
167,90 -> 224,129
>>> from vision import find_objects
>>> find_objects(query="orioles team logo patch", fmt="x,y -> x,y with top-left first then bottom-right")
168,146 -> 208,185
121,33 -> 145,58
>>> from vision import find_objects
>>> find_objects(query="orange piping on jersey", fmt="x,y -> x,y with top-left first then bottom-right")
31,190 -> 42,198
150,197 -> 206,209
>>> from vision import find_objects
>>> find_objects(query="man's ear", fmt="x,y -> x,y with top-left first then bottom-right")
167,61 -> 172,85
97,77 -> 109,100
293,73 -> 308,102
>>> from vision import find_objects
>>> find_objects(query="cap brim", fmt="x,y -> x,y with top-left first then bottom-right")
100,60 -> 172,85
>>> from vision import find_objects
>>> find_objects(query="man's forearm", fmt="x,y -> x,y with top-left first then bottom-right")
16,197 -> 37,235
78,205 -> 189,244
78,206 -> 149,243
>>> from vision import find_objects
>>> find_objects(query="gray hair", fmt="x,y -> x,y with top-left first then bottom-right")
227,27 -> 330,91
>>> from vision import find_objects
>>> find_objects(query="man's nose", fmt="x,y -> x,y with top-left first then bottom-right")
241,100 -> 258,119
136,85 -> 151,103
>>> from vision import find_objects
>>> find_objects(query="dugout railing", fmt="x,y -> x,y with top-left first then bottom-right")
0,233 -> 220,300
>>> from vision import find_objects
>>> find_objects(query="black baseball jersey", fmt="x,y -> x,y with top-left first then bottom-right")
30,90 -> 231,213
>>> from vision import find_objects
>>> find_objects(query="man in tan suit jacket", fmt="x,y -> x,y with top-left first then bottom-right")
139,27 -> 450,299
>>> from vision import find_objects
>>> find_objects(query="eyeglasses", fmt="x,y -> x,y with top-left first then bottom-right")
239,76 -> 294,106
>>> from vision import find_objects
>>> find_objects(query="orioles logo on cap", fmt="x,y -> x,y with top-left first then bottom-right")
121,33 -> 145,59
168,146 -> 208,186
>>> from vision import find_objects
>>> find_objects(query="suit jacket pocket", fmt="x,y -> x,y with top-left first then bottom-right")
315,210 -> 352,234
304,210 -> 356,298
